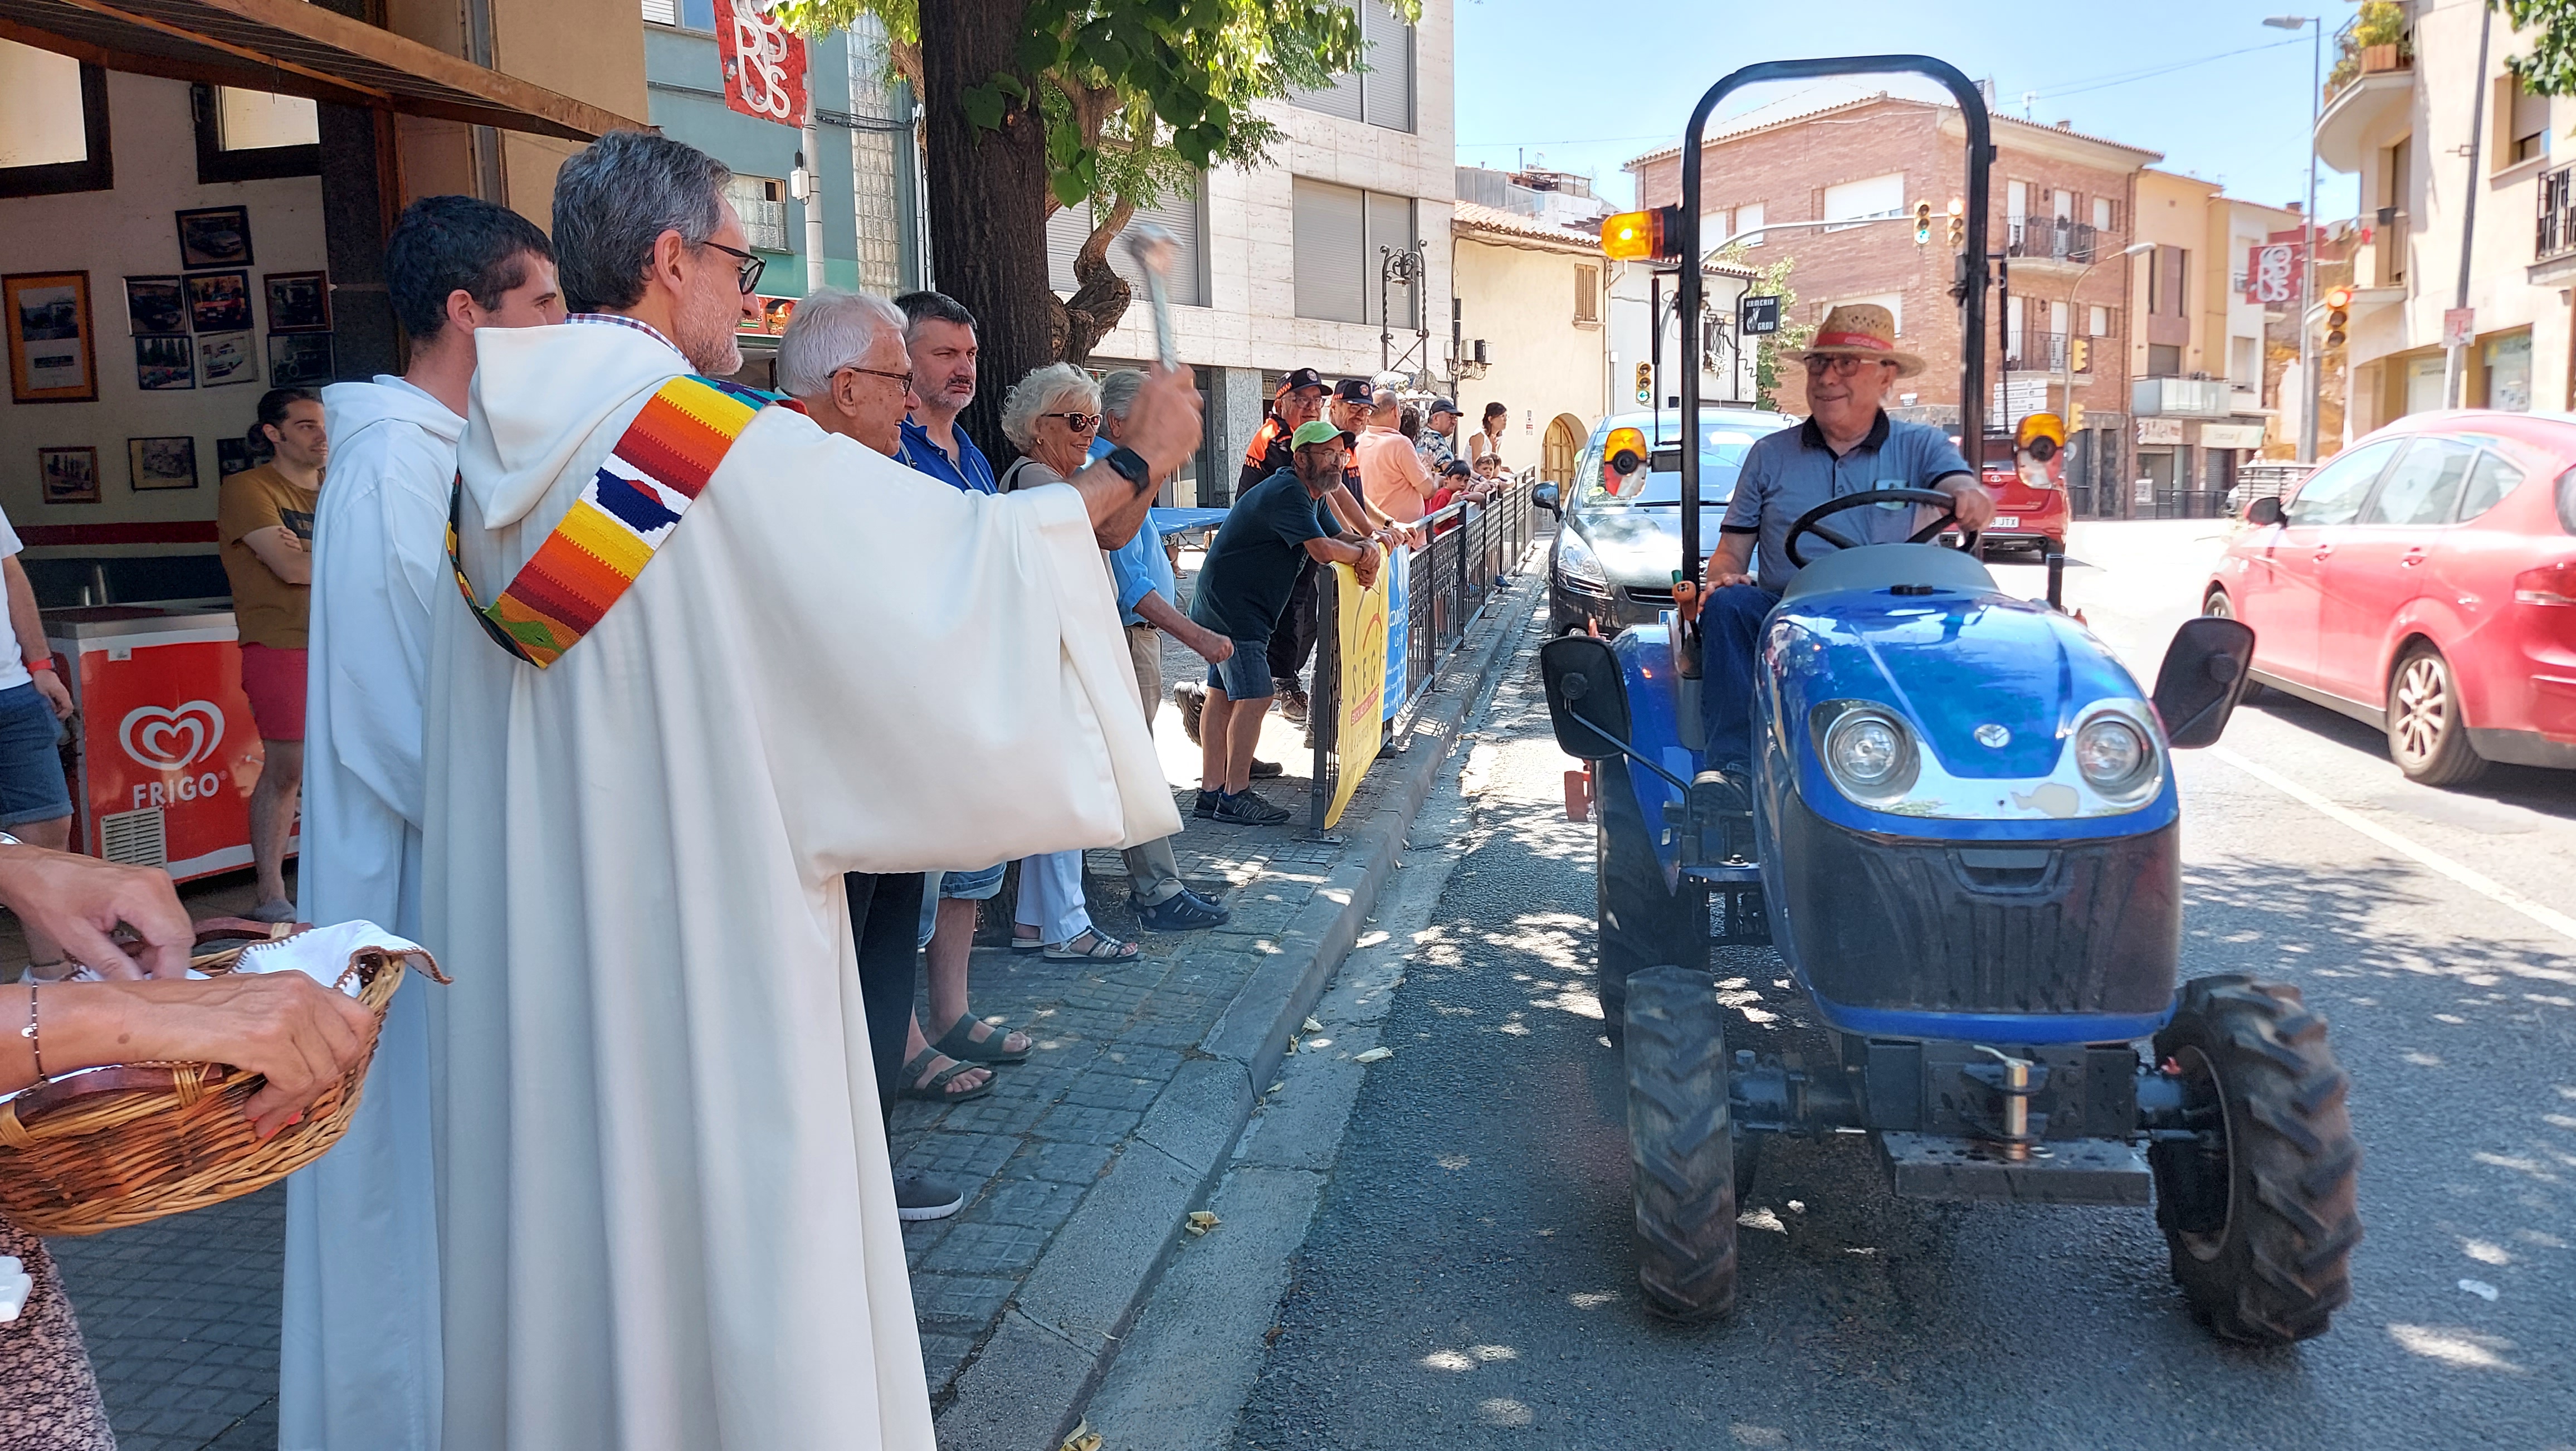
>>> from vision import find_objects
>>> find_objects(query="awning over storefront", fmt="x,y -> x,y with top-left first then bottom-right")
0,0 -> 639,142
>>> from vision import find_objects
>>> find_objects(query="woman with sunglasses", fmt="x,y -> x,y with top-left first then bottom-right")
992,363 -> 1145,967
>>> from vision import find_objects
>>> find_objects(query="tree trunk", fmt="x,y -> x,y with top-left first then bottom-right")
919,0 -> 1053,460
1057,196 -> 1136,366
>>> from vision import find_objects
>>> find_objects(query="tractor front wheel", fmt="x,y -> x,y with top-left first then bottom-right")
1624,965 -> 1738,1322
1596,757 -> 1701,1047
2150,975 -> 2363,1345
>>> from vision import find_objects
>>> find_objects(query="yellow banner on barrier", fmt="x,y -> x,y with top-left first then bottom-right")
1324,558 -> 1388,829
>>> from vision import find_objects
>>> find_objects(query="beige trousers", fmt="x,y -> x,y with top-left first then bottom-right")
1125,624 -> 1185,904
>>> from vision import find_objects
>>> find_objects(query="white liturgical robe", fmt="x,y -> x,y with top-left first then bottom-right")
285,374 -> 461,1451
422,318 -> 1178,1450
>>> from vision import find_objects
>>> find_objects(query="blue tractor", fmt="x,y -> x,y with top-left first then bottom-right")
1542,56 -> 2361,1345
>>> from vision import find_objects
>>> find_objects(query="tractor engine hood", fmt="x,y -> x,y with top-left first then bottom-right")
1765,586 -> 2177,838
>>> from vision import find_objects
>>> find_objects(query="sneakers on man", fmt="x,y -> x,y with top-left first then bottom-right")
1193,788 -> 1221,819
1212,788 -> 1293,826
1134,887 -> 1230,931
1277,683 -> 1310,725
1173,681 -> 1207,745
895,1172 -> 965,1222
1249,759 -> 1285,779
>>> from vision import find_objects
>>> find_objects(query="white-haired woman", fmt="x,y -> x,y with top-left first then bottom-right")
996,362 -> 1141,962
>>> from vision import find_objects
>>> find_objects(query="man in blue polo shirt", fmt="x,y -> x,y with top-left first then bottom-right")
1682,304 -> 1993,777
892,289 -> 996,494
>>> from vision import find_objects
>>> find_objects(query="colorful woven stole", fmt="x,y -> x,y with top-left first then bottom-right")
447,374 -> 768,668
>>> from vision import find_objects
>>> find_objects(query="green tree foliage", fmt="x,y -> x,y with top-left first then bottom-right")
2497,0 -> 2576,95
775,0 -> 1417,358
1716,244 -> 1806,411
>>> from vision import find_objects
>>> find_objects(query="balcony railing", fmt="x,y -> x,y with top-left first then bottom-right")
2006,218 -> 2096,265
2324,2 -> 2413,103
2133,376 -> 2233,418
2541,165 -> 2576,262
2003,329 -> 2069,373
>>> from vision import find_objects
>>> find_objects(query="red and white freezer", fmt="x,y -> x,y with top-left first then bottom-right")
41,604 -> 295,883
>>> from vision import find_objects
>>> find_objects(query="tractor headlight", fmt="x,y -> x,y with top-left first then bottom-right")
1822,707 -> 1919,804
2074,717 -> 2155,799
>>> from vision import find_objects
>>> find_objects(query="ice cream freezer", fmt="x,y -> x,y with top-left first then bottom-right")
41,604 -> 294,883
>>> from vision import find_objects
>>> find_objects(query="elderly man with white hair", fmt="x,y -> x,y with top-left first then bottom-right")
777,286 -> 917,457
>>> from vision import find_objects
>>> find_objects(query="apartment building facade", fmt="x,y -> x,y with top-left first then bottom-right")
1625,92 -> 2160,513
2321,0 -> 2570,434
2125,172 -> 2302,514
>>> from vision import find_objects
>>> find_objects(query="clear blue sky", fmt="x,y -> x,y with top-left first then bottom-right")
1453,0 -> 2362,220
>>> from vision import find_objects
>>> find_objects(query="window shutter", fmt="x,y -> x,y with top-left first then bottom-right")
1364,190 -> 1417,327
1360,1 -> 1415,133
1290,2 -> 1366,122
641,0 -> 677,23
1294,178 -> 1365,323
1574,265 -> 1599,323
1046,201 -> 1090,295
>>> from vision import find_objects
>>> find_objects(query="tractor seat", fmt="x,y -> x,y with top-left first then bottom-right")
1779,542 -> 1998,605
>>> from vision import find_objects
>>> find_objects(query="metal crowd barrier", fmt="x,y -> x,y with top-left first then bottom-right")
1306,479 -> 1540,834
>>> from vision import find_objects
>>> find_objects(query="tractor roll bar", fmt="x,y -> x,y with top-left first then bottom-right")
1676,56 -> 1993,611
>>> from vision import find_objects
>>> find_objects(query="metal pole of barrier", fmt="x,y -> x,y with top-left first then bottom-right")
1309,562 -> 1337,836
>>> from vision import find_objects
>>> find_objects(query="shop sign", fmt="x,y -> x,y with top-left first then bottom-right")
2136,417 -> 2184,446
2199,423 -> 2268,450
718,0 -> 809,126
2244,242 -> 2300,306
2443,308 -> 2476,350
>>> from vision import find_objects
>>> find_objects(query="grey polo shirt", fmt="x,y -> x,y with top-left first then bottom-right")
1719,411 -> 1975,591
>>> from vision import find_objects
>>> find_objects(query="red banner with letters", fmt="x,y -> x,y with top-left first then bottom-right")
2245,241 -> 2302,306
716,0 -> 808,127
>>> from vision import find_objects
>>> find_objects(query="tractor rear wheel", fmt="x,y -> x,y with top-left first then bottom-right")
1624,965 -> 1738,1322
1596,757 -> 1700,1047
2150,975 -> 2363,1345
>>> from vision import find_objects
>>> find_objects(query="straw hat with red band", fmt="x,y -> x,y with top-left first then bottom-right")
1786,303 -> 1924,378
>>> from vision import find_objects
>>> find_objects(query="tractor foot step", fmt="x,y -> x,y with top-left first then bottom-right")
1876,1133 -> 2149,1206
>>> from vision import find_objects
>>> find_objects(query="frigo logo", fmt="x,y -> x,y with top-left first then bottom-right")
119,700 -> 226,772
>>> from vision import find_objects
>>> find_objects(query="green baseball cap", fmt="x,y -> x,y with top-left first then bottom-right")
1290,420 -> 1357,449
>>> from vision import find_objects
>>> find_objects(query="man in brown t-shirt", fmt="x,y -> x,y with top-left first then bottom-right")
217,387 -> 327,920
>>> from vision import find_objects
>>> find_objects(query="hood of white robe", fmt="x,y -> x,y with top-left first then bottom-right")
323,375 -> 464,453
460,322 -> 686,530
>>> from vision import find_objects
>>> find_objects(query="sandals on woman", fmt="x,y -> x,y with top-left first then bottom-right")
1042,929 -> 1138,962
899,1048 -> 993,1103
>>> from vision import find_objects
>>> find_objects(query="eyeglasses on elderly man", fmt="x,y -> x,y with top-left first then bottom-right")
1802,354 -> 1894,377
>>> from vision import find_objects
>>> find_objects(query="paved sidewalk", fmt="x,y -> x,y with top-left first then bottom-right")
32,549 -> 1545,1451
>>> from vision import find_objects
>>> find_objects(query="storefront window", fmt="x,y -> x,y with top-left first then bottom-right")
193,84 -> 316,183
2482,329 -> 2533,412
0,41 -> 111,198
217,88 -> 319,150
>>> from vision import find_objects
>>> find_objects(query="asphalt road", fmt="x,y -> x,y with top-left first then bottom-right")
1158,520 -> 2576,1450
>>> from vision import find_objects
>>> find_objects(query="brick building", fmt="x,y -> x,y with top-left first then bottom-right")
1626,91 -> 2161,512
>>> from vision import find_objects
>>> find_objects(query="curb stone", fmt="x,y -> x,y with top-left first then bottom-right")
934,563 -> 1546,1451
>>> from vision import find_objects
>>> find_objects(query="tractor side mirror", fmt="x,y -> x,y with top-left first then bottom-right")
1533,482 -> 1560,516
2150,616 -> 2256,749
2244,494 -> 2283,527
1540,634 -> 1632,760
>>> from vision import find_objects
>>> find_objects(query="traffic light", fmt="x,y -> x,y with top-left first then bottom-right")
1946,197 -> 1966,250
1914,201 -> 1934,245
2067,402 -> 2085,434
2323,285 -> 2352,348
1633,361 -> 1652,405
2069,335 -> 2090,373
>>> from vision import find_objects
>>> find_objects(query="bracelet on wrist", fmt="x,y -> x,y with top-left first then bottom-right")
23,659 -> 52,674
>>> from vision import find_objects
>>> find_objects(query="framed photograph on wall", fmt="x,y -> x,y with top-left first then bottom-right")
38,446 -> 99,505
124,275 -> 187,335
215,438 -> 256,478
196,330 -> 254,387
4,271 -> 96,404
267,332 -> 333,387
175,206 -> 252,269
187,271 -> 251,333
135,333 -> 194,391
264,271 -> 329,332
128,436 -> 199,491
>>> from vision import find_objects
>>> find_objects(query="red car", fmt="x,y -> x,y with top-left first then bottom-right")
2204,410 -> 2576,786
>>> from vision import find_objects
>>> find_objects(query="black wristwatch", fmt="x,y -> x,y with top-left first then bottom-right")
1102,445 -> 1153,493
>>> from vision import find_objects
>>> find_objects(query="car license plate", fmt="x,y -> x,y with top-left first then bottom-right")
1992,515 -> 2019,529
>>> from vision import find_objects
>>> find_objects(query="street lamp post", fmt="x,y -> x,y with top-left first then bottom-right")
2266,14 -> 2323,461
2058,240 -> 2155,510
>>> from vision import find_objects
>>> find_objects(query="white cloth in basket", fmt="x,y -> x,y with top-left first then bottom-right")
199,922 -> 426,995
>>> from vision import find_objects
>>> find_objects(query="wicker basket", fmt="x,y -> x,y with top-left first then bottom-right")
0,927 -> 443,1237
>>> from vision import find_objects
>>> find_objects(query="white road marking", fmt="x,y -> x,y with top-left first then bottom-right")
2211,746 -> 2576,949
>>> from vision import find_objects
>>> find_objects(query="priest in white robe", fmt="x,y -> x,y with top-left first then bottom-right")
287,196 -> 563,1451
421,130 -> 1188,1450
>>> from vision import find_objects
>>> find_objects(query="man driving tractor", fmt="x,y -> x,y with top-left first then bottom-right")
1679,303 -> 1996,777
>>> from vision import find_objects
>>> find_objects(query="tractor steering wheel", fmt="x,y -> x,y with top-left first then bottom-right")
1782,488 -> 1979,568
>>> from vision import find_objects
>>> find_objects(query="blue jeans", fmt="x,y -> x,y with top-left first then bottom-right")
1697,584 -> 1778,775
